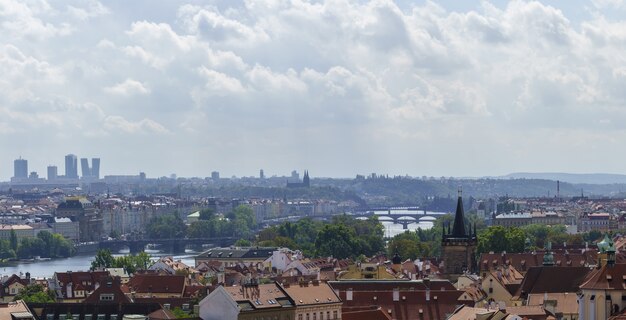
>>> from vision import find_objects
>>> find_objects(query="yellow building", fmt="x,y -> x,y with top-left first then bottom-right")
480,264 -> 524,307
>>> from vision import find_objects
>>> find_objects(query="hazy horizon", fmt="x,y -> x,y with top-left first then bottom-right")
2,0 -> 626,180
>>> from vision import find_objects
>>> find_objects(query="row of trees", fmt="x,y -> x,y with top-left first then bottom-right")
145,205 -> 257,240
477,224 -> 604,254
90,249 -> 151,274
256,215 -> 384,259
0,230 -> 74,260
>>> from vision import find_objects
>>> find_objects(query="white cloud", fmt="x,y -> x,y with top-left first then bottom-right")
3,0 -> 626,178
103,116 -> 169,134
104,79 -> 150,96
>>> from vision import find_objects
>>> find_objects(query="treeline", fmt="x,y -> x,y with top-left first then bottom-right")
256,215 -> 384,259
91,250 -> 151,274
0,230 -> 74,260
145,205 -> 257,240
477,224 -> 603,254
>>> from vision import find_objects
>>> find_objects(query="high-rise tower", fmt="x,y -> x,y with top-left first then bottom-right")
65,154 -> 78,179
80,158 -> 91,178
91,158 -> 100,179
13,158 -> 27,179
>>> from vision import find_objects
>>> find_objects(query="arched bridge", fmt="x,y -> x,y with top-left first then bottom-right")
99,237 -> 238,254
351,210 -> 447,229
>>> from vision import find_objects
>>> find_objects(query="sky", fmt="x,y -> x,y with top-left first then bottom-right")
2,0 -> 626,180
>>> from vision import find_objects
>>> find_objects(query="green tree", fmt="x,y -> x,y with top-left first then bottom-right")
506,227 -> 526,253
146,214 -> 187,239
234,239 -> 251,247
187,221 -> 214,238
478,226 -> 510,254
13,284 -> 55,303
315,224 -> 358,259
17,238 -> 46,259
0,240 -> 16,260
170,307 -> 191,319
199,208 -> 215,221
387,231 -> 431,260
91,249 -> 115,270
9,230 -> 17,252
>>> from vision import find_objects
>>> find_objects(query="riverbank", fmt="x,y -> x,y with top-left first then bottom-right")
0,250 -> 198,279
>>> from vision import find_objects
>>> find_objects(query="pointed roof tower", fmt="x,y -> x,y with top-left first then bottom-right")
451,189 -> 467,238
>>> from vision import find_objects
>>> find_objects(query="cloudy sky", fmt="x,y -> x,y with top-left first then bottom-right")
2,0 -> 626,179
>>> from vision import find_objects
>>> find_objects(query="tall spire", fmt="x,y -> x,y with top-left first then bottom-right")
451,189 -> 467,237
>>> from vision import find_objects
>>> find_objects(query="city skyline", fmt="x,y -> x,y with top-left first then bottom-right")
3,1 -> 626,180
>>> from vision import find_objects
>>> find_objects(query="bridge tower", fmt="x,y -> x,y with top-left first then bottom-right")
441,191 -> 476,280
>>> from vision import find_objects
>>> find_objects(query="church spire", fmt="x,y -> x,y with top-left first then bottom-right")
451,189 -> 467,237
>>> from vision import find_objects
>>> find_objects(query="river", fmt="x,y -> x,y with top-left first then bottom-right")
0,249 -> 199,279
4,210 -> 444,278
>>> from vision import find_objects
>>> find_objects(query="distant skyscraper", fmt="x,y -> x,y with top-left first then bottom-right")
211,171 -> 220,180
80,158 -> 90,178
65,154 -> 78,179
260,169 -> 265,179
47,165 -> 58,181
79,158 -> 101,179
13,158 -> 27,179
92,158 -> 100,179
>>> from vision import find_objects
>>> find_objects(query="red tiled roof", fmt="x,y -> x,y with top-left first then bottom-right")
580,263 -> 626,290
128,274 -> 185,295
342,307 -> 392,320
330,280 -> 462,320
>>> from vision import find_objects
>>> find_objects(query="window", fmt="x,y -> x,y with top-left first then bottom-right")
298,315 -> 303,320
306,314 -> 310,320
110,315 -> 118,320
333,311 -> 338,319
100,294 -> 114,301
10,288 -> 15,294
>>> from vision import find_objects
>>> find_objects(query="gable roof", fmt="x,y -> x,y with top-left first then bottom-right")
279,282 -> 340,306
82,277 -> 132,304
580,263 -> 626,290
514,266 -> 591,299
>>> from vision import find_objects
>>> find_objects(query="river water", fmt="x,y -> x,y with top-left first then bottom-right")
0,250 -> 199,279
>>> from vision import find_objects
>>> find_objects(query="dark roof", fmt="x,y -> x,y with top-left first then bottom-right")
27,302 -> 163,320
514,266 -> 591,299
82,277 -> 131,304
196,247 -> 275,260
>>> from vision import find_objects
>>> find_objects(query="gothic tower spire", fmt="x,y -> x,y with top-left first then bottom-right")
451,189 -> 467,238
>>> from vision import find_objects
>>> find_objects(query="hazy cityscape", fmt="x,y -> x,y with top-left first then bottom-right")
4,1 -> 626,320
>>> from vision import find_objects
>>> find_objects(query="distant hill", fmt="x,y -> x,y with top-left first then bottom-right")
501,172 -> 626,185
